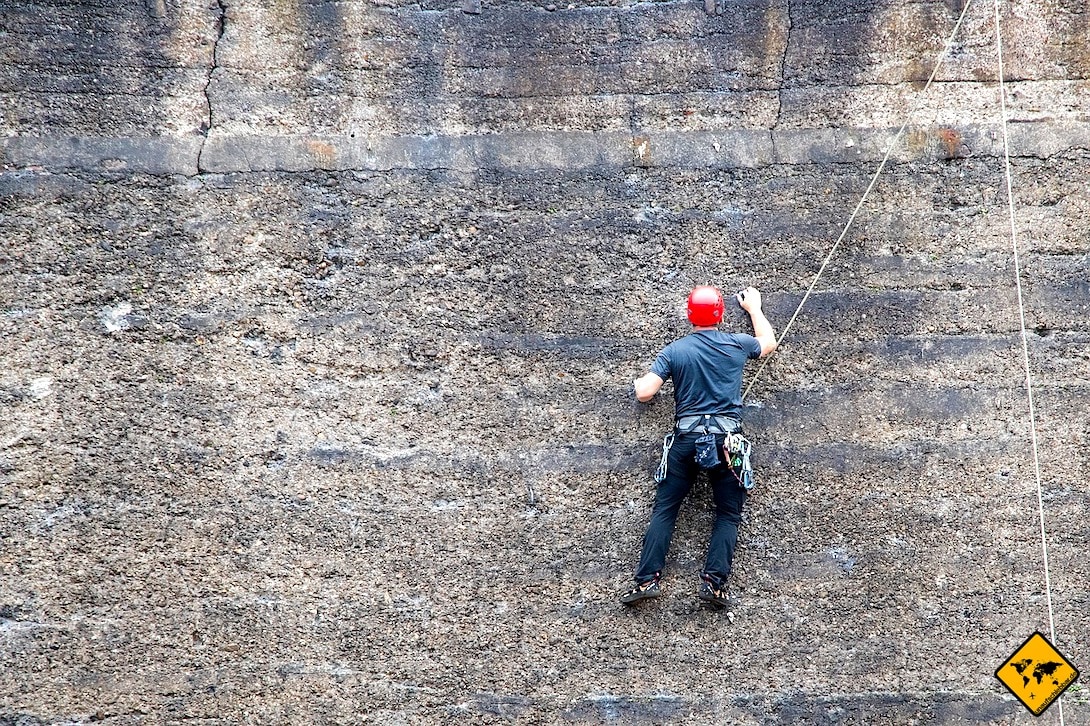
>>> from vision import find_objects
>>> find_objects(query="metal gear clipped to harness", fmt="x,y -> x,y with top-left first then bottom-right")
723,433 -> 755,491
654,433 -> 674,484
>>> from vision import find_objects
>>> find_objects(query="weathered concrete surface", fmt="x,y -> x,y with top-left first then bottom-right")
1,0 -> 1088,724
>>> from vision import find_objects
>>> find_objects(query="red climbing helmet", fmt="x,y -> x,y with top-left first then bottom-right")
687,286 -> 724,326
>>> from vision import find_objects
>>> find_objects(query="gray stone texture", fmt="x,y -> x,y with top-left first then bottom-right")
1,0 -> 1088,723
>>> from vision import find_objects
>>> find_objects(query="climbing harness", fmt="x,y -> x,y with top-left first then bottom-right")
676,414 -> 739,434
993,0 -> 1063,721
654,414 -> 755,490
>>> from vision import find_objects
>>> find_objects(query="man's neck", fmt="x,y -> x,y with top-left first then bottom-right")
692,325 -> 717,332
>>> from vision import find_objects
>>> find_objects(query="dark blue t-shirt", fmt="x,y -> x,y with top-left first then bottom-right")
650,330 -> 762,418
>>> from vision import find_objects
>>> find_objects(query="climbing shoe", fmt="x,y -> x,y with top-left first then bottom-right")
619,577 -> 661,604
698,575 -> 730,609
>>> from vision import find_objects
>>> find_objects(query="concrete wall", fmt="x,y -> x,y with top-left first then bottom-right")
1,0 -> 1088,723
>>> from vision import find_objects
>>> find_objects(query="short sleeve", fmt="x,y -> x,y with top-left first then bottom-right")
740,333 -> 762,359
649,345 -> 672,380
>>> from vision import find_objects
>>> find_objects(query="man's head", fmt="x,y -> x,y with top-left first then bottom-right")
687,286 -> 724,327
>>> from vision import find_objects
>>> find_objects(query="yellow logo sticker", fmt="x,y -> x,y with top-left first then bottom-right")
996,632 -> 1079,716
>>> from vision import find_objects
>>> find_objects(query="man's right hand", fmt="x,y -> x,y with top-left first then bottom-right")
736,286 -> 762,312
737,287 -> 777,356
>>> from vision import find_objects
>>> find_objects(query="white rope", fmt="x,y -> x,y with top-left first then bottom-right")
992,2 -> 1063,722
743,0 -> 974,401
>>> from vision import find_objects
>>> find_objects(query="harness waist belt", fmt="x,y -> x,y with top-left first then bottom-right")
675,414 -> 741,434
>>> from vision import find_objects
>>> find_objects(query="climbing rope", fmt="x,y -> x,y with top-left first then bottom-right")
992,1 -> 1063,722
733,0 -> 1064,716
742,0 -> 975,401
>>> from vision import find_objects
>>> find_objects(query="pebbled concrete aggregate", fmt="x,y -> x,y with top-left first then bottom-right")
1,0 -> 1088,723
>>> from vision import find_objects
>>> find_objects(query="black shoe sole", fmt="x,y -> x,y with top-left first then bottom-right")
620,586 -> 660,604
698,589 -> 729,609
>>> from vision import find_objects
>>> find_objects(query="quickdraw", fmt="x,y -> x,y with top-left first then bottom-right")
723,432 -> 755,491
654,432 -> 674,483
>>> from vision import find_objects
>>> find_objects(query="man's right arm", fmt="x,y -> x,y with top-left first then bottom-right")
633,372 -> 664,402
736,286 -> 777,357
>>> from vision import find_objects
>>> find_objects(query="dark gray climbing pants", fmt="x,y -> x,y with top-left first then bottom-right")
634,431 -> 747,586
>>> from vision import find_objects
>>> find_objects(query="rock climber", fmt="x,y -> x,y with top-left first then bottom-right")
621,285 -> 777,608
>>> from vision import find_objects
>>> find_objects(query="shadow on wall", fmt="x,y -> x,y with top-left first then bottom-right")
0,1 -> 218,137
187,0 -> 903,139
